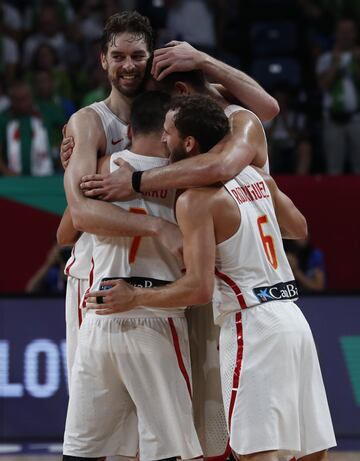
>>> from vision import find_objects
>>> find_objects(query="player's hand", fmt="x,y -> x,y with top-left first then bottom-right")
158,221 -> 183,262
80,158 -> 136,201
152,41 -> 205,80
85,279 -> 136,315
60,124 -> 74,170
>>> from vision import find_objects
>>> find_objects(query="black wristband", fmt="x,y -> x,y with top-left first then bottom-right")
132,170 -> 144,193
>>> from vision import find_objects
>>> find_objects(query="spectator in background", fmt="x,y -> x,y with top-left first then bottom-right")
27,43 -> 73,100
164,0 -> 217,53
26,244 -> 69,295
264,83 -> 313,174
0,81 -> 53,176
32,69 -> 72,168
23,3 -> 68,68
81,64 -> 110,107
316,18 -> 360,174
0,78 -> 10,112
284,237 -> 326,293
0,6 -> 20,85
0,1 -> 23,41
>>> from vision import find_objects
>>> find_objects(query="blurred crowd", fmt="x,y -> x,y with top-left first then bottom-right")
1,0 -> 360,175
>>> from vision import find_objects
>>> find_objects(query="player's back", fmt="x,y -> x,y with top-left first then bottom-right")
90,149 -> 184,317
213,166 -> 297,324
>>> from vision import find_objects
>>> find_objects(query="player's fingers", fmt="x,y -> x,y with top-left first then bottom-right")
81,173 -> 104,182
83,188 -> 105,198
157,64 -> 178,81
62,124 -> 67,137
152,57 -> 173,79
96,308 -> 115,315
165,40 -> 182,47
113,158 -> 129,167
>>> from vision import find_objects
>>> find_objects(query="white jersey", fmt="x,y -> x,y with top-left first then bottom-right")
224,104 -> 270,174
89,149 -> 185,318
213,166 -> 296,324
64,101 -> 129,280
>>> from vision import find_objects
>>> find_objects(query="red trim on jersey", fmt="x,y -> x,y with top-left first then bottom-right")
228,312 -> 244,434
215,268 -> 247,309
77,279 -> 83,327
168,318 -> 192,398
65,247 -> 76,276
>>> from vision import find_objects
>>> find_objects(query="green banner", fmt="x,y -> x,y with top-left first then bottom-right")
0,176 -> 66,216
340,336 -> 360,406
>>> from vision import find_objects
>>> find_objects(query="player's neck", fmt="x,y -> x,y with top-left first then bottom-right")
104,89 -> 133,123
131,134 -> 169,158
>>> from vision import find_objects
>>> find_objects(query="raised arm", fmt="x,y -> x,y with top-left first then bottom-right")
152,41 -> 279,121
139,110 -> 265,192
263,173 -> 308,239
85,189 -> 216,313
81,110 -> 266,200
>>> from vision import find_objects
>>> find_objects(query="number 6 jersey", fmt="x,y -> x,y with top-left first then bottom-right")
88,149 -> 185,318
213,165 -> 297,325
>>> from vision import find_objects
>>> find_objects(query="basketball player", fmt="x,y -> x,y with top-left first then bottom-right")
79,68 -> 270,201
86,96 -> 337,461
58,11 -> 183,386
63,91 -> 203,461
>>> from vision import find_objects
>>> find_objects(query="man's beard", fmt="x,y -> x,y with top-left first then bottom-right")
170,146 -> 187,163
110,74 -> 144,97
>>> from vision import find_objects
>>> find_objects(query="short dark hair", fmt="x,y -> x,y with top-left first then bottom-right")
130,91 -> 171,135
158,69 -> 206,93
169,95 -> 229,152
101,11 -> 154,54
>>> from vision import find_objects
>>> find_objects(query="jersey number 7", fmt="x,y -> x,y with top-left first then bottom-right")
129,207 -> 147,263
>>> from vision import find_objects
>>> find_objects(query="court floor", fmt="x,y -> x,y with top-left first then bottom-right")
1,453 -> 360,461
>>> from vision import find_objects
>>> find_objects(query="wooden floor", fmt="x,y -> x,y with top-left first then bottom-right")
1,453 -> 360,461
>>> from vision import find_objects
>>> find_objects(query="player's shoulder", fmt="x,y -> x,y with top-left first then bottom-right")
66,105 -> 104,141
176,187 -> 220,215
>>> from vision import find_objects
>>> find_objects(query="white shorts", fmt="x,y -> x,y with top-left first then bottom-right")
65,276 -> 88,385
63,314 -> 202,460
186,304 -> 229,459
219,301 -> 336,458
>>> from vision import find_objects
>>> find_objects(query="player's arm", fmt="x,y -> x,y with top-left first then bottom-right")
64,109 -> 172,239
85,189 -> 216,313
80,111 -> 263,199
56,206 -> 80,245
152,41 -> 279,121
263,173 -> 308,239
141,110 -> 264,191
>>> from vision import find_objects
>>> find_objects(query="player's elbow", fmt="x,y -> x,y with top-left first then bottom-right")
291,214 -> 308,240
260,97 -> 280,122
298,216 -> 308,240
191,282 -> 213,305
69,206 -> 86,232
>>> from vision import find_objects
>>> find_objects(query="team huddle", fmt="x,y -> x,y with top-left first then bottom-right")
57,10 -> 336,461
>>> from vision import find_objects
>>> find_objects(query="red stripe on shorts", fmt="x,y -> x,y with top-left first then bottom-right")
77,279 -> 82,327
215,269 -> 247,309
228,311 -> 244,434
82,258 -> 94,308
168,318 -> 192,398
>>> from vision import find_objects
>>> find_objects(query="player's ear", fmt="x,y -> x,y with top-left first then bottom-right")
100,52 -> 108,70
174,81 -> 191,95
184,136 -> 196,154
127,125 -> 133,141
